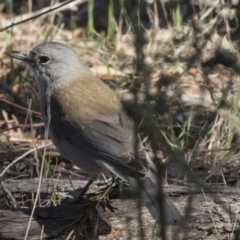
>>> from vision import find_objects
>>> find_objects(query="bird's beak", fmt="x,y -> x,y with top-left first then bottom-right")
4,51 -> 31,62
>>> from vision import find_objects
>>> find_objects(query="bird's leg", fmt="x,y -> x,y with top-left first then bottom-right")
74,179 -> 93,202
83,175 -> 118,201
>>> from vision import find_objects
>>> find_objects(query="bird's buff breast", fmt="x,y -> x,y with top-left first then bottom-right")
51,76 -> 119,124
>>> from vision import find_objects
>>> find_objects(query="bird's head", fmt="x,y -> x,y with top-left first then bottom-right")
5,42 -> 90,90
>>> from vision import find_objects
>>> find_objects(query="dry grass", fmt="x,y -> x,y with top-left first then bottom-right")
1,1 -> 240,239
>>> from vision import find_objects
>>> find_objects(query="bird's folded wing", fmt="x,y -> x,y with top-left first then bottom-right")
50,109 -> 148,175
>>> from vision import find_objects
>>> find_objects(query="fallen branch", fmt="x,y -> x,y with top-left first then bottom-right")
0,179 -> 240,239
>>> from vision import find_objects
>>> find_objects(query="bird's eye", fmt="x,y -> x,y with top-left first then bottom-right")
39,56 -> 50,64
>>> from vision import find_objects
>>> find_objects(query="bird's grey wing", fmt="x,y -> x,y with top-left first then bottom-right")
85,111 -> 149,173
49,101 -> 148,176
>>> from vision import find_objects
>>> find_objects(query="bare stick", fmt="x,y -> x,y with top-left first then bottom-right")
0,0 -> 86,32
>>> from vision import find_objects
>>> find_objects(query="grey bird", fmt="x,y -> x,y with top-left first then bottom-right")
6,42 -> 182,224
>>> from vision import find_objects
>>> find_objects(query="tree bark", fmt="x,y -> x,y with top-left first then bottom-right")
0,179 -> 239,239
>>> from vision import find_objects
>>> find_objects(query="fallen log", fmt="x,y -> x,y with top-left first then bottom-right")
0,179 -> 239,239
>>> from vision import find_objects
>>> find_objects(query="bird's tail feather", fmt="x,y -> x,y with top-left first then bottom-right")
100,158 -> 182,224
125,174 -> 182,224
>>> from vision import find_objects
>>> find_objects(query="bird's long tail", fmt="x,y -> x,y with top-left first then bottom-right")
124,173 -> 182,224
101,154 -> 182,224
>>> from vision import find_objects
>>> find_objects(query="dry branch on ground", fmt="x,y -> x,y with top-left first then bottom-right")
0,179 -> 240,239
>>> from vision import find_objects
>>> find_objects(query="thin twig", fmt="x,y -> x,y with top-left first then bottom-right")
230,206 -> 239,240
0,181 -> 17,208
0,98 -> 41,116
2,122 -> 44,131
0,142 -> 52,179
0,0 -> 86,32
24,141 -> 50,239
201,187 -> 220,238
24,90 -> 53,239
